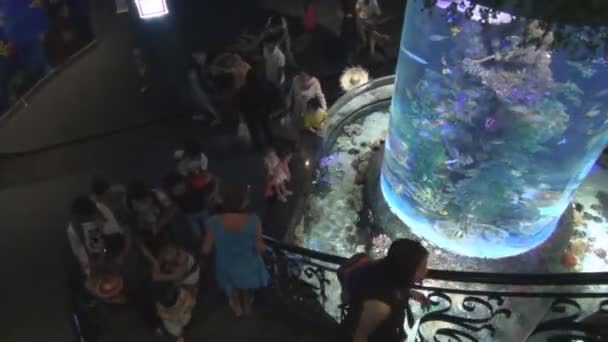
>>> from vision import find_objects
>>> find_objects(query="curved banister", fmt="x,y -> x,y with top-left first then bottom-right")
263,236 -> 608,286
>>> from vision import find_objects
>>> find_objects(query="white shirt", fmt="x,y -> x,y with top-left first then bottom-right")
176,153 -> 209,176
263,45 -> 285,87
181,254 -> 200,286
288,75 -> 327,117
67,205 -> 123,272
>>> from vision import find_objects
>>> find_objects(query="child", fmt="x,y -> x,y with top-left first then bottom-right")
263,147 -> 280,199
286,69 -> 327,121
302,97 -> 328,135
265,147 -> 294,203
174,140 -> 209,178
156,285 -> 196,342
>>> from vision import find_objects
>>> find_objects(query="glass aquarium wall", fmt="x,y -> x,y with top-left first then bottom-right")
381,0 -> 608,258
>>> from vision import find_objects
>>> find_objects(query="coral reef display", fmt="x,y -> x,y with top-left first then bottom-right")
381,0 -> 608,257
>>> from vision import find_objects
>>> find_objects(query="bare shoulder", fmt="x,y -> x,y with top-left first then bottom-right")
362,299 -> 391,317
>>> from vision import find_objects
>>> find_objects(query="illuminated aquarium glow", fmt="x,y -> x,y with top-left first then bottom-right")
381,0 -> 608,258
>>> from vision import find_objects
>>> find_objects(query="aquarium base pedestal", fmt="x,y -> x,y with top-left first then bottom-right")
364,145 -> 576,271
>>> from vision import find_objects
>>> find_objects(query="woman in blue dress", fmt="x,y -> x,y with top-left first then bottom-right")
203,182 -> 269,317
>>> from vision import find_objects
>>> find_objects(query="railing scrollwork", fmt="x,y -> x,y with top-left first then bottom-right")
262,237 -> 608,341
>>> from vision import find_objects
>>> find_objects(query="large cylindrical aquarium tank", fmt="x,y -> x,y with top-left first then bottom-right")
381,0 -> 608,258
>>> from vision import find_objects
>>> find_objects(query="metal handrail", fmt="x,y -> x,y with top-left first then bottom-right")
0,40 -> 98,125
263,236 -> 608,286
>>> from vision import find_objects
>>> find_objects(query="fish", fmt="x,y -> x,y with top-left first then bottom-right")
505,35 -> 522,45
429,34 -> 449,42
441,56 -> 448,66
525,115 -> 547,123
419,130 -> 432,139
509,105 -> 529,114
489,140 -> 505,145
400,47 -> 428,65
430,119 -> 444,127
394,184 -> 405,195
584,105 -> 601,117
594,88 -> 608,98
319,154 -> 339,167
449,24 -> 462,36
557,138 -> 567,145
485,117 -> 498,130
442,68 -> 452,75
511,170 -> 523,177
567,61 -> 597,79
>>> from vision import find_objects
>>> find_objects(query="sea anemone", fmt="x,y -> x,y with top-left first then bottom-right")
340,66 -> 370,92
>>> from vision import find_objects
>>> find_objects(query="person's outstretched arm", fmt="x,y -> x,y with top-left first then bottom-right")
314,79 -> 328,110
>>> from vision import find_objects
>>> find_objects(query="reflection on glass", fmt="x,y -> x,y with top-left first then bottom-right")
382,0 -> 608,258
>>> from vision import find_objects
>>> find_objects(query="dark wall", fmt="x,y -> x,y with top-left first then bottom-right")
127,0 -> 264,105
176,0 -> 264,53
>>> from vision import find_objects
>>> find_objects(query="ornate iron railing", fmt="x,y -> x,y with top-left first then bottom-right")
262,236 -> 608,341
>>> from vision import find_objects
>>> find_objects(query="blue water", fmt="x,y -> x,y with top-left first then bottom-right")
381,0 -> 608,258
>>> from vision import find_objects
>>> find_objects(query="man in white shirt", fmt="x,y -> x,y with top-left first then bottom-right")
262,33 -> 286,90
67,196 -> 125,276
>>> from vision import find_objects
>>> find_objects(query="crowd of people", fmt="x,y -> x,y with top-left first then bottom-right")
184,17 -> 329,152
0,0 -> 93,114
68,160 -> 429,342
67,139 -> 272,341
62,2 -> 428,342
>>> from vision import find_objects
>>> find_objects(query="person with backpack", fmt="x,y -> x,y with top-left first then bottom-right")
339,239 -> 429,342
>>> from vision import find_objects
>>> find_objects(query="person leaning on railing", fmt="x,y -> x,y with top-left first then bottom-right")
340,239 -> 429,342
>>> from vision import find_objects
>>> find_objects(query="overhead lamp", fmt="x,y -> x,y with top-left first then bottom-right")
134,0 -> 169,19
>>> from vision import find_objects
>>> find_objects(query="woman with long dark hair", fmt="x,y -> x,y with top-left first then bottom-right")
342,239 -> 429,342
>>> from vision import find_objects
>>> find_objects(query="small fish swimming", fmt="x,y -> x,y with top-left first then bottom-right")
429,34 -> 449,42
442,68 -> 452,75
319,154 -> 339,167
441,56 -> 448,66
511,170 -> 523,177
584,105 -> 601,117
525,115 -> 547,123
489,140 -> 504,145
557,138 -> 567,145
400,47 -> 428,65
394,184 -> 405,195
485,117 -> 498,130
594,88 -> 608,98
430,119 -> 444,127
505,35 -> 522,45
449,24 -> 462,36
419,130 -> 431,139
509,105 -> 528,114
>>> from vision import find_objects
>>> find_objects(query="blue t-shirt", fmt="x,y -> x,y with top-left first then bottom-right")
2,0 -> 49,43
